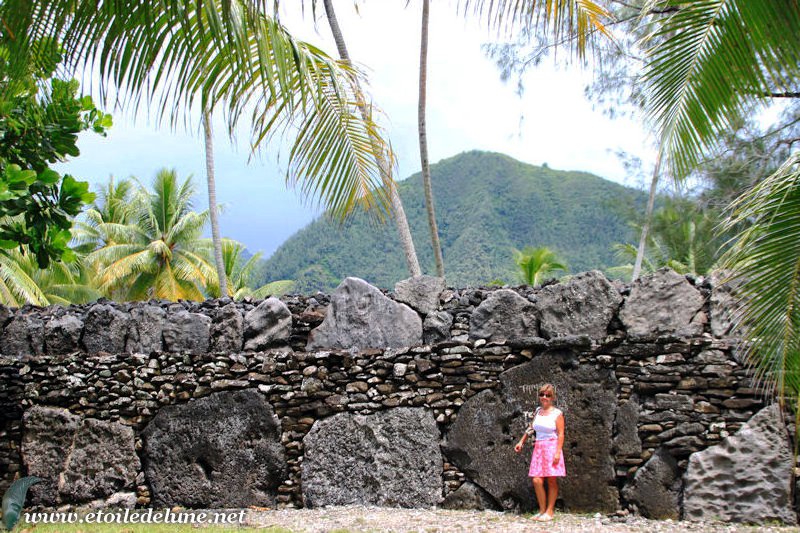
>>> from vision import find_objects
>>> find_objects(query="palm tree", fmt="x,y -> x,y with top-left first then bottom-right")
88,169 -> 216,301
418,0 -> 445,278
636,1 -> 800,404
202,109 -> 228,297
319,0 -> 422,277
513,246 -> 567,286
72,177 -> 137,254
199,238 -> 293,299
1,0 -> 394,233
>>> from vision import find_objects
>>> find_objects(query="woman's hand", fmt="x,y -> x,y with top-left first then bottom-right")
552,450 -> 561,466
514,441 -> 523,453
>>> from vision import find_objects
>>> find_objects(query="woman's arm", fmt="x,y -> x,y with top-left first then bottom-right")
553,413 -> 565,465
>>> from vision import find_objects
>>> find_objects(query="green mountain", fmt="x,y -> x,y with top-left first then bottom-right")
262,151 -> 645,291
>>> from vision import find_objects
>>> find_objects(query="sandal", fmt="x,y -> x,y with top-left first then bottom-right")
539,514 -> 555,522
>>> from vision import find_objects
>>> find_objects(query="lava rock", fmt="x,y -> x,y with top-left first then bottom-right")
423,311 -> 453,344
621,448 -> 681,519
210,303 -> 244,352
614,398 -> 642,457
536,270 -> 622,340
44,314 -> 84,354
302,408 -> 442,507
683,404 -> 796,524
141,389 -> 286,508
469,289 -> 538,343
620,269 -> 705,338
83,304 -> 129,353
0,313 -> 44,357
243,298 -> 292,351
125,305 -> 166,353
162,310 -> 210,353
441,481 -> 502,511
394,275 -> 445,315
307,277 -> 422,350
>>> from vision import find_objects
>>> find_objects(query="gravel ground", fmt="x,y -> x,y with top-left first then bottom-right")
243,506 -> 800,533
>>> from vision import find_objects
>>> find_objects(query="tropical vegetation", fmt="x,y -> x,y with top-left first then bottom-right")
513,246 -> 567,286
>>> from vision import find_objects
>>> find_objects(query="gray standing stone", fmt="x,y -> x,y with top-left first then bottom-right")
0,305 -> 11,328
307,277 -> 422,350
22,406 -> 140,506
210,303 -> 243,352
444,352 -> 619,512
162,310 -> 210,353
614,398 -> 642,457
142,389 -> 286,508
125,305 -> 165,353
536,271 -> 622,340
83,304 -> 129,353
423,311 -> 453,344
441,481 -> 502,511
709,270 -> 744,338
1,314 -> 44,357
621,448 -> 681,519
619,269 -> 705,338
469,289 -> 538,342
243,298 -> 291,351
44,315 -> 84,354
302,408 -> 442,508
683,404 -> 796,524
394,275 -> 445,315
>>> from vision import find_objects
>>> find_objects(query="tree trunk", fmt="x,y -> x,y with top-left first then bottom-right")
632,150 -> 664,281
322,0 -> 422,277
418,0 -> 445,278
203,109 -> 228,297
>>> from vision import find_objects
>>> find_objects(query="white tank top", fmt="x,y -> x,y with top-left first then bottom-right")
532,407 -> 562,441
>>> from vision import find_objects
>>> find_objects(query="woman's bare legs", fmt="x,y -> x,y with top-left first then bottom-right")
545,477 -> 559,517
532,477 -> 546,516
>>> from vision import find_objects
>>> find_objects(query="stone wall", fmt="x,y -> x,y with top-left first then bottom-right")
0,269 -> 794,524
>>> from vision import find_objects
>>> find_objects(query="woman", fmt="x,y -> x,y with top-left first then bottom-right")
514,383 -> 565,521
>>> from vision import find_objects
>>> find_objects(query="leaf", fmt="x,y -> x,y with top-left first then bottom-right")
2,476 -> 43,530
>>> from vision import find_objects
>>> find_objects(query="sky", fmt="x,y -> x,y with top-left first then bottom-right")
55,1 -> 654,259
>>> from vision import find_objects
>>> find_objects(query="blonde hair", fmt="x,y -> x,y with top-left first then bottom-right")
538,383 -> 557,401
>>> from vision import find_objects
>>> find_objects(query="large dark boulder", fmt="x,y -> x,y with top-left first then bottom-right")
619,269 -> 704,338
621,448 -> 681,519
1,313 -> 44,357
44,314 -> 84,354
302,408 -> 442,508
141,389 -> 286,508
307,277 -> 422,350
126,305 -> 166,353
444,352 -> 619,512
243,298 -> 291,351
469,289 -> 538,342
683,404 -> 796,524
162,311 -> 210,353
394,275 -> 445,315
22,406 -> 140,506
83,304 -> 129,353
210,303 -> 244,352
536,270 -> 622,340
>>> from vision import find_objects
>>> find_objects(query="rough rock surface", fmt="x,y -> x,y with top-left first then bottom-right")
142,389 -> 286,508
709,270 -> 744,338
125,305 -> 165,353
536,271 -> 622,340
22,406 -> 140,506
614,398 -> 642,457
1,313 -> 44,357
621,448 -> 681,519
394,275 -> 445,315
162,311 -> 210,353
683,404 -> 796,524
307,278 -> 422,350
469,289 -> 538,342
83,304 -> 129,353
445,353 -> 619,512
440,481 -> 502,511
243,298 -> 292,351
302,408 -> 442,508
423,311 -> 453,344
620,269 -> 705,338
210,303 -> 244,352
44,315 -> 83,354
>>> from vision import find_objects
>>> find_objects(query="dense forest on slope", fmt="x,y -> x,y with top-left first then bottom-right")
262,151 -> 645,291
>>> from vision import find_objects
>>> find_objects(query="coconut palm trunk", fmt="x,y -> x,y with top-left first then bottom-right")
203,109 -> 228,297
321,0 -> 422,277
632,149 -> 663,281
418,0 -> 445,277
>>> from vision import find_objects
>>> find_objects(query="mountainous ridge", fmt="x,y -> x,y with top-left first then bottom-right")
262,151 -> 645,291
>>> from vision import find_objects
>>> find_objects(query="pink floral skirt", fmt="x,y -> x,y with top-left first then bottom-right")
528,438 -> 566,477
